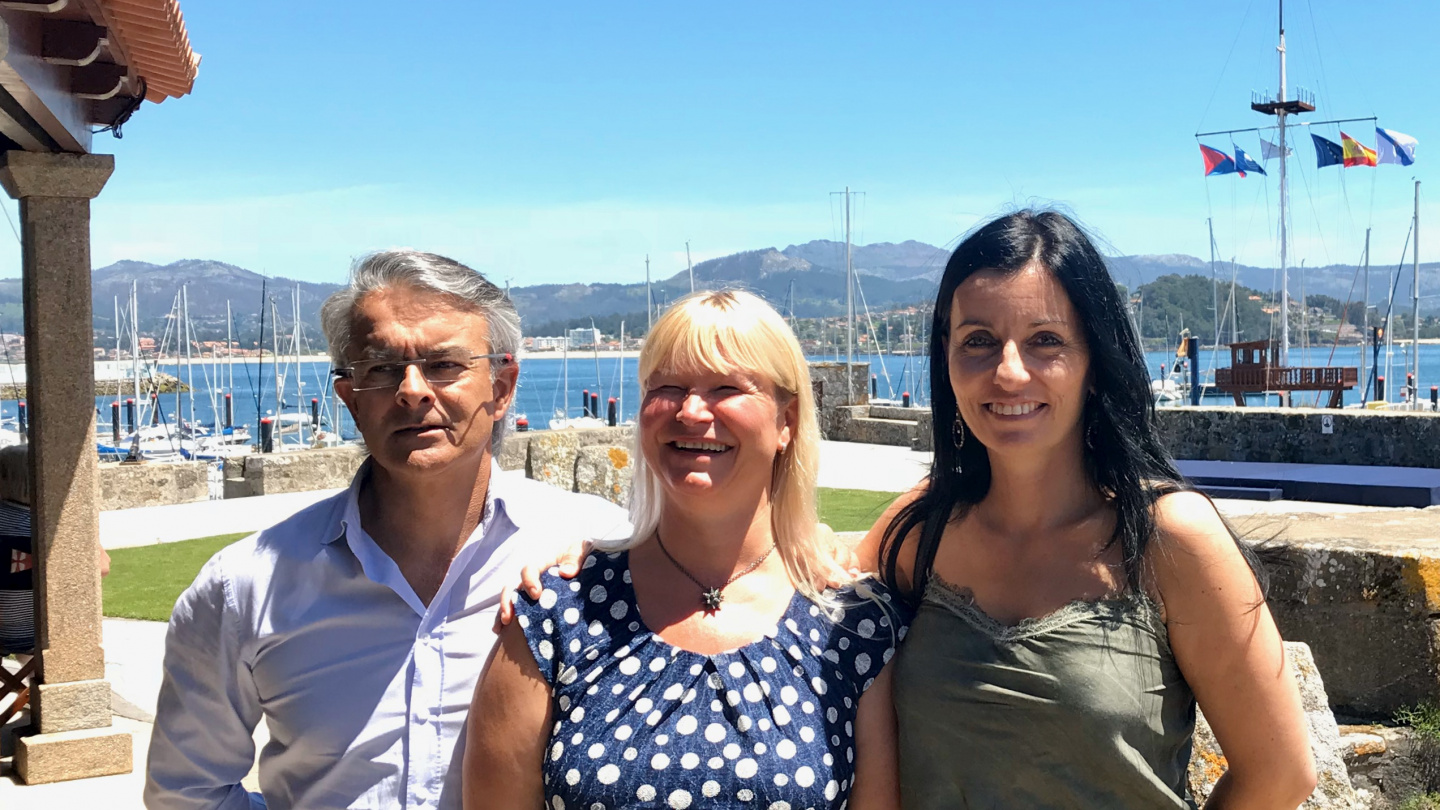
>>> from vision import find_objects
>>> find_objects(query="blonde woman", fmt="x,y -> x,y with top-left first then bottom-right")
464,290 -> 905,810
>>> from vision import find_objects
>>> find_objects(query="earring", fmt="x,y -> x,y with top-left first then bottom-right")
952,416 -> 966,473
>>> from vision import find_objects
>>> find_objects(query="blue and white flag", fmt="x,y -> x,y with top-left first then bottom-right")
1259,137 -> 1292,160
1376,127 -> 1418,166
1234,146 -> 1267,177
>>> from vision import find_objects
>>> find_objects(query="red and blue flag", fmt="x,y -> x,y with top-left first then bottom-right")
1199,144 -> 1237,176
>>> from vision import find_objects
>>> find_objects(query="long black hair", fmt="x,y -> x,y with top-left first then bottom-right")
880,209 -> 1186,603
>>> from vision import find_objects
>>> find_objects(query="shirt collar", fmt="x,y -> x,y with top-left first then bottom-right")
332,456 -> 518,547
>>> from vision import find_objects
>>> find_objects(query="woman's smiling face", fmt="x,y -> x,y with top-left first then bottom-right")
947,262 -> 1091,457
639,364 -> 794,507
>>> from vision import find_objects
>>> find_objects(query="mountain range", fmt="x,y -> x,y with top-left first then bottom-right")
0,240 -> 1431,345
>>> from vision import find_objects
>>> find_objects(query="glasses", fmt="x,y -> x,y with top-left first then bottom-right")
333,351 -> 513,392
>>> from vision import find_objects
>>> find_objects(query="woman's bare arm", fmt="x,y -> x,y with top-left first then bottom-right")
854,483 -> 926,588
1151,491 -> 1316,809
463,620 -> 554,810
847,663 -> 902,810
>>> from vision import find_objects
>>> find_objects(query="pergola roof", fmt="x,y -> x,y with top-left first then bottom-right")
92,0 -> 200,102
0,0 -> 199,153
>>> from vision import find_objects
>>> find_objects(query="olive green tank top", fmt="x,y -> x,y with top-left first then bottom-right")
894,577 -> 1197,810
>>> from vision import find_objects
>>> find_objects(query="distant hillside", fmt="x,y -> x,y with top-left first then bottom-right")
0,244 -> 1429,348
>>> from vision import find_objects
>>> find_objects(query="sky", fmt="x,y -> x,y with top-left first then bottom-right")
2,0 -> 1433,287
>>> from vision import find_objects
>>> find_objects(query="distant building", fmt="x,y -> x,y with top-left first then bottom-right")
530,336 -> 567,351
567,327 -> 602,348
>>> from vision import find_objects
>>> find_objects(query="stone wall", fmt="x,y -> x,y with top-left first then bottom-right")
809,362 -> 870,439
521,426 -> 635,505
1240,507 -> 1440,720
821,403 -> 1440,467
223,444 -> 368,498
0,445 -> 208,511
829,405 -> 919,447
1158,407 -> 1440,468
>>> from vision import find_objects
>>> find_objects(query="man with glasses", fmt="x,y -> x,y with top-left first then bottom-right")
146,250 -> 629,810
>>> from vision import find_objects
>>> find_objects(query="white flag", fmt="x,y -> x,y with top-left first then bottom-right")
1376,127 -> 1418,166
1259,137 -> 1293,160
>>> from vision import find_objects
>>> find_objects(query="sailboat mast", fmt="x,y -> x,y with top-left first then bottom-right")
113,296 -> 121,409
1208,218 -> 1220,385
1277,0 -> 1291,369
618,320 -> 625,424
184,285 -> 195,429
272,299 -> 282,422
1413,180 -> 1421,404
645,255 -> 652,335
294,285 -> 304,444
131,281 -> 140,406
845,186 -> 855,404
1361,229 -> 1370,402
226,300 -> 234,394
686,241 -> 694,293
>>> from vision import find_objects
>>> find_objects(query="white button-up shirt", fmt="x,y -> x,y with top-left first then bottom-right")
144,461 -> 631,810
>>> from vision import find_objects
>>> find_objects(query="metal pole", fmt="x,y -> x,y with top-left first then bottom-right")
686,241 -> 693,293
1208,218 -> 1220,392
845,187 -> 855,404
1277,0 -> 1291,372
1413,180 -> 1422,406
184,285 -> 195,429
1361,229 -> 1370,404
645,255 -> 652,335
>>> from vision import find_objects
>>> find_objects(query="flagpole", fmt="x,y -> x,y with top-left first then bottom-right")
1361,228 -> 1370,404
1413,180 -> 1421,406
1277,0 -> 1291,375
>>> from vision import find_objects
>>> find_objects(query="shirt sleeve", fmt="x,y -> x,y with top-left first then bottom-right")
836,579 -> 912,695
144,550 -> 267,810
514,569 -> 572,686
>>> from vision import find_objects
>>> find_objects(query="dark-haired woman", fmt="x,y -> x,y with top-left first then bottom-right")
855,209 -> 1315,808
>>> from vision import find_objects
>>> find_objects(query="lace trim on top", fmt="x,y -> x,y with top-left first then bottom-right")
923,574 -> 1166,644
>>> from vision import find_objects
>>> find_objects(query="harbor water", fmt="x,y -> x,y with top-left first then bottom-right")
0,344 -> 1431,446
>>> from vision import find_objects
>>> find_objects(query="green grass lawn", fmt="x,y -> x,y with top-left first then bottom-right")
103,533 -> 249,621
816,487 -> 901,533
100,487 -> 902,622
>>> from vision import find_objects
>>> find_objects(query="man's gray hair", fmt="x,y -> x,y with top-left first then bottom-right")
321,249 -> 522,451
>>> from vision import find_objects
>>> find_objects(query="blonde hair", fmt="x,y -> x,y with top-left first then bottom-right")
602,289 -> 846,605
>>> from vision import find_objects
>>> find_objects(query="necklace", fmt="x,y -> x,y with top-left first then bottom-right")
654,532 -> 776,611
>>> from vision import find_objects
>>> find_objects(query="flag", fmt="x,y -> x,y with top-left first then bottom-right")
1341,131 -> 1378,167
1260,137 -> 1292,160
1199,144 -> 1237,176
1312,133 -> 1344,168
1234,146 -> 1266,177
1376,127 -> 1418,166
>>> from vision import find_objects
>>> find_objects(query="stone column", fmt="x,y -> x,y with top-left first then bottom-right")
0,151 -> 131,784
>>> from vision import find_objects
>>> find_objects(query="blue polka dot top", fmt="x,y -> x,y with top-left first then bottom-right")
516,550 -> 909,810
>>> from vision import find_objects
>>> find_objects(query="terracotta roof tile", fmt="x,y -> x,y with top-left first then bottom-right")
93,0 -> 199,101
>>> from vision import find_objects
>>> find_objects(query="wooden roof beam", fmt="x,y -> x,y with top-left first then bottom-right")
0,0 -> 68,12
70,61 -> 126,100
42,19 -> 108,66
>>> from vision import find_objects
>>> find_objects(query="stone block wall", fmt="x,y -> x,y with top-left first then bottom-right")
809,362 -> 870,439
0,445 -> 208,510
1158,407 -> 1440,468
1239,507 -> 1440,720
523,426 -> 634,505
828,405 -> 920,447
223,444 -> 368,498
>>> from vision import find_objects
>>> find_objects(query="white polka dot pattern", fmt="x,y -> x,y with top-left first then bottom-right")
516,551 -> 907,809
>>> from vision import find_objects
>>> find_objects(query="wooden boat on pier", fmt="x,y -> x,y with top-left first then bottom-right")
1214,339 -> 1357,408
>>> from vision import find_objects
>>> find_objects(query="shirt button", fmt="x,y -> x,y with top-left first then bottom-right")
416,707 -> 431,724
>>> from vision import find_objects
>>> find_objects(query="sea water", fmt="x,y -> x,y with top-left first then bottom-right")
0,344 -> 1428,445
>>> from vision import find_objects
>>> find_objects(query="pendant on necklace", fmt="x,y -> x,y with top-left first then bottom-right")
702,587 -> 724,611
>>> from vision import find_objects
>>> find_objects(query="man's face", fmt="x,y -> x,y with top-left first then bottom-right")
334,286 -> 517,480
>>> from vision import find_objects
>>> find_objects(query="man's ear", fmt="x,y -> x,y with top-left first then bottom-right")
491,361 -> 521,420
334,378 -> 359,421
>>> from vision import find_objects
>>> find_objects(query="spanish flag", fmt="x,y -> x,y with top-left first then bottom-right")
1341,131 -> 1378,167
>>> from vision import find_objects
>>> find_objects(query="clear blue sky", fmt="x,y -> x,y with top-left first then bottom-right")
6,0 -> 1432,286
